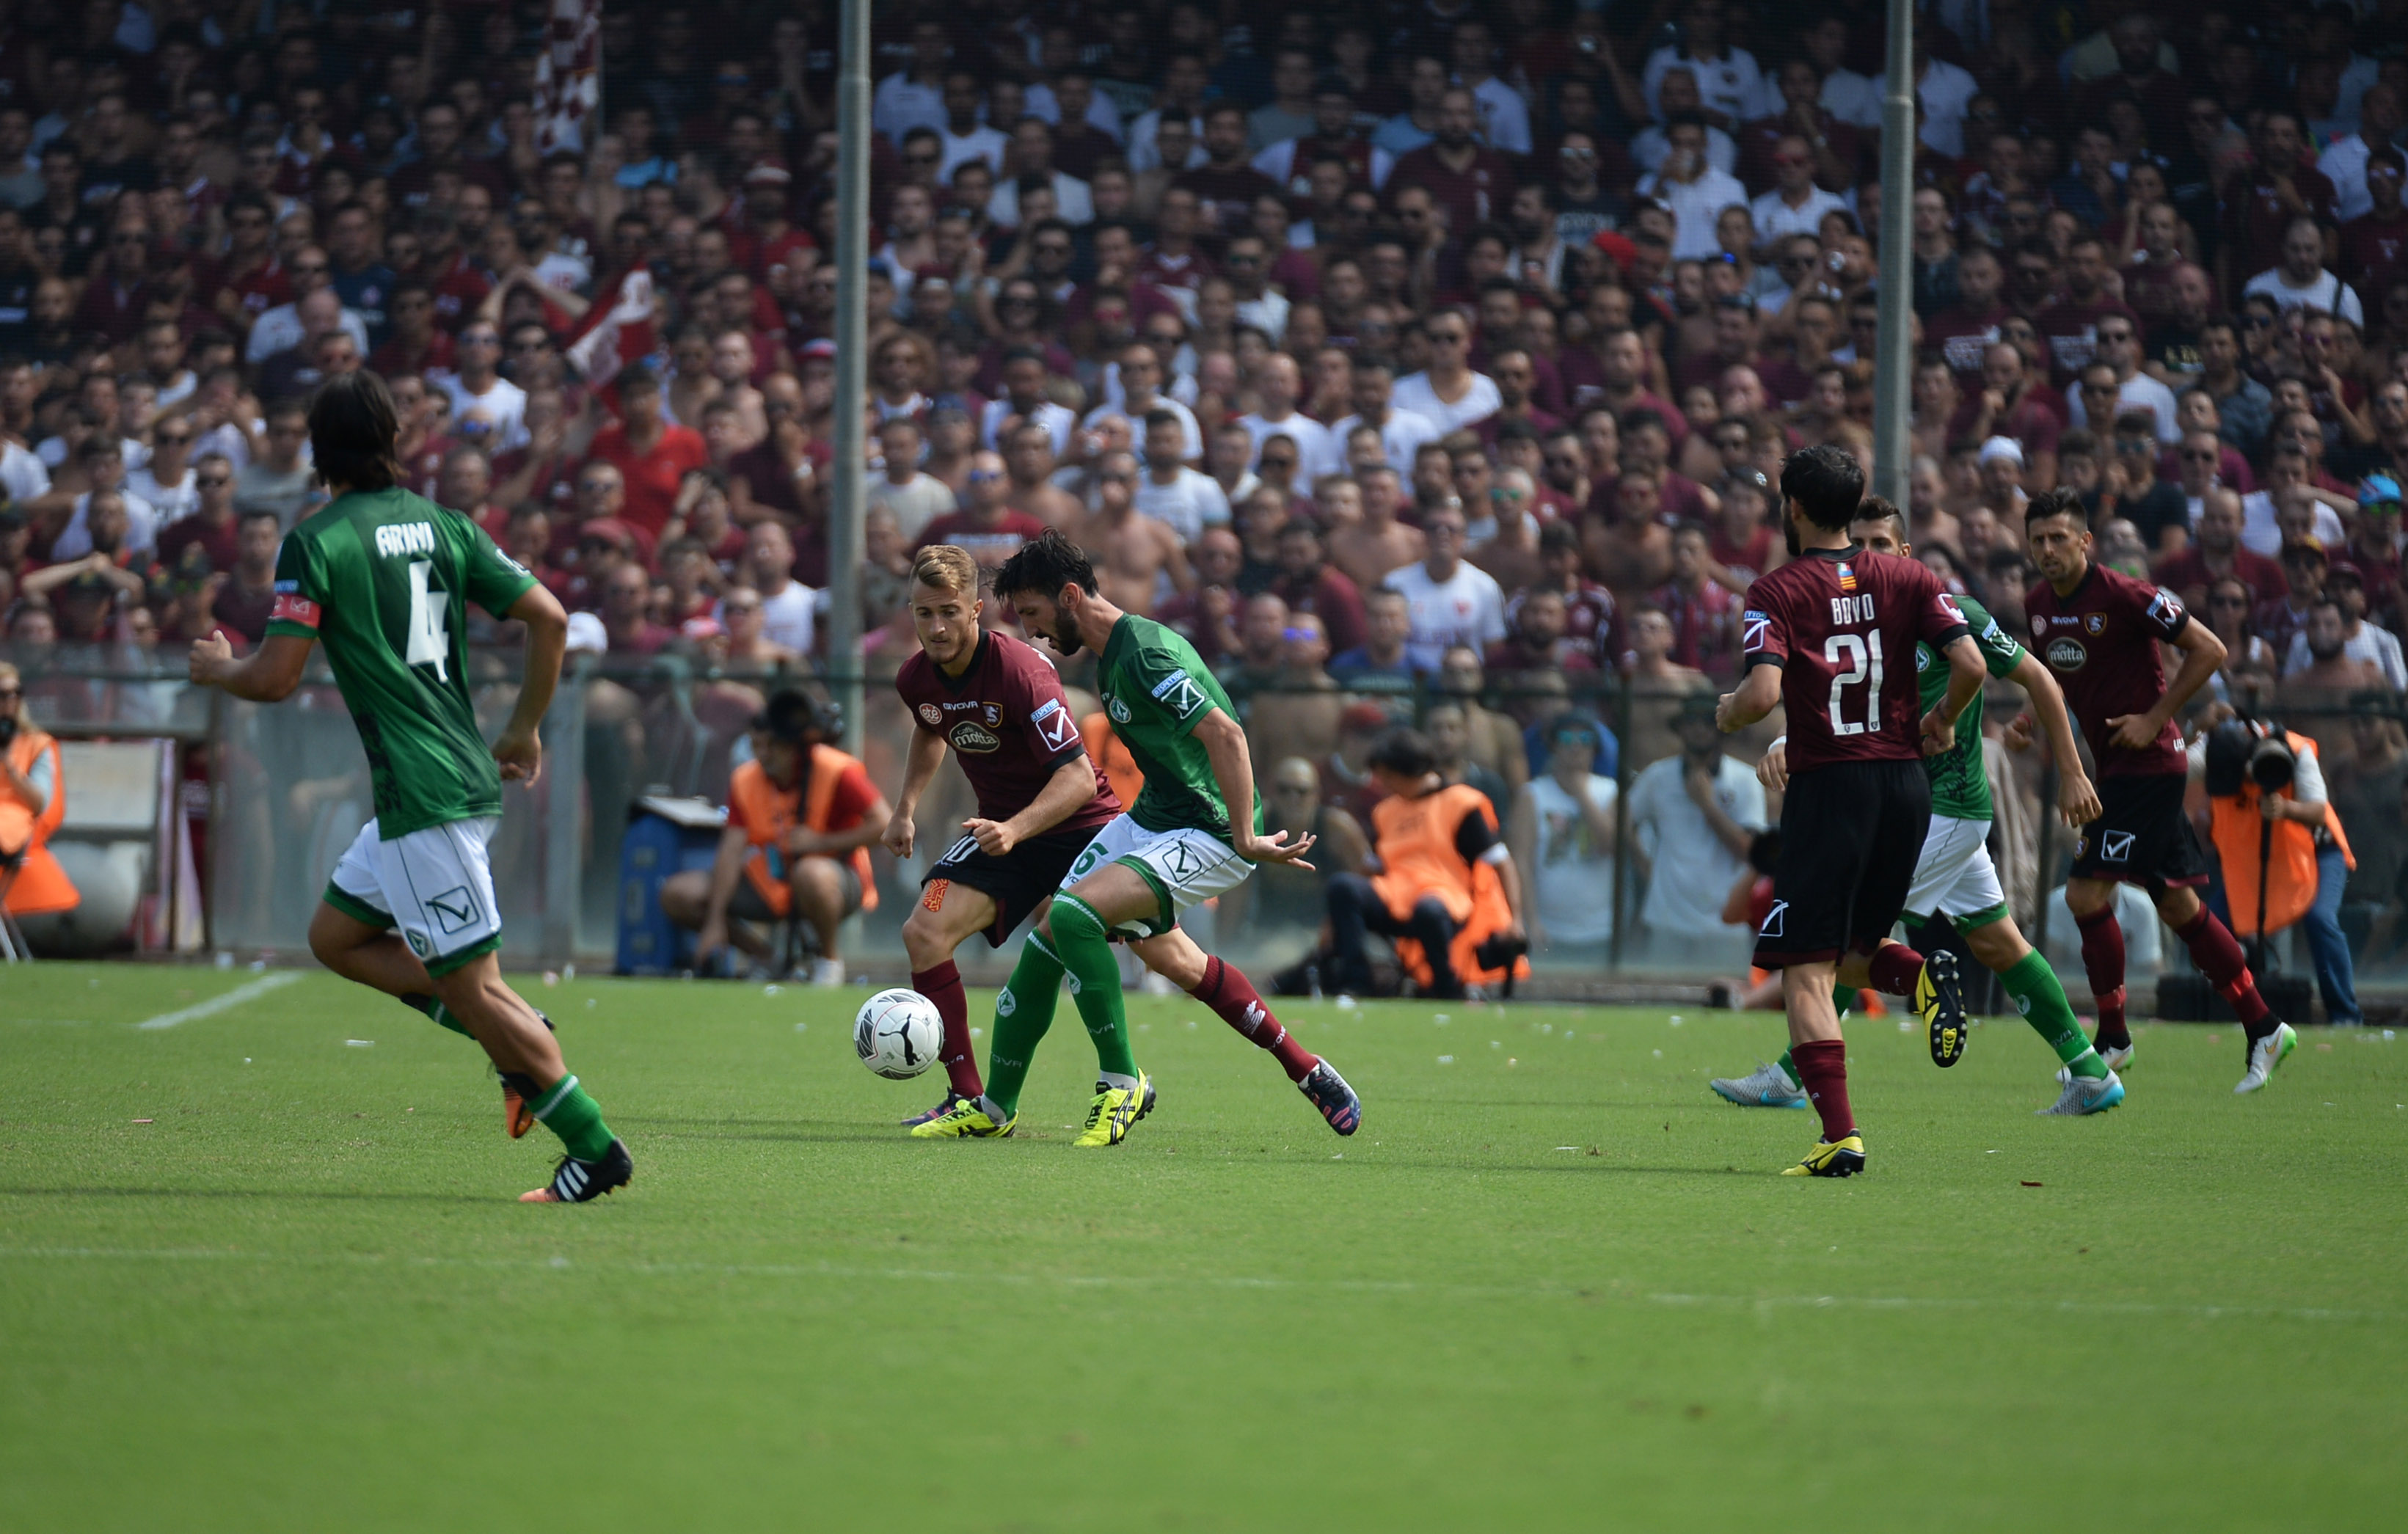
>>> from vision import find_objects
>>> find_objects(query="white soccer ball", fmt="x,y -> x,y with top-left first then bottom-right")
854,987 -> 943,1080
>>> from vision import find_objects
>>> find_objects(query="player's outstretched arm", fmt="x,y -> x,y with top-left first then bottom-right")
1196,708 -> 1316,867
188,631 -> 314,703
2007,651 -> 2103,826
1920,634 -> 1986,757
883,727 -> 949,860
492,583 -> 569,784
968,753 -> 1105,857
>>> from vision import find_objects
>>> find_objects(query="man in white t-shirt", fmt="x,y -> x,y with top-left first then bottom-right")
864,416 -> 957,541
439,321 -> 530,451
1390,311 -> 1502,435
2243,216 -> 2365,326
1381,500 -> 1506,671
1084,340 -> 1202,460
1749,134 -> 1850,249
1237,353 -> 1338,478
934,74 -> 1010,181
1133,409 -> 1231,541
727,521 -> 820,657
1627,699 -> 1765,957
1329,355 -> 1442,475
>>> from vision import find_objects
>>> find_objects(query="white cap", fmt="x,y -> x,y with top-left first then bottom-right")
564,610 -> 609,654
1978,435 -> 2026,468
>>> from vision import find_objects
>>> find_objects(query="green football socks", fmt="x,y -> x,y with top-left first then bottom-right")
983,932 -> 1067,1115
528,1074 -> 616,1161
400,991 -> 473,1040
1049,895 -> 1140,1084
2000,949 -> 2109,1078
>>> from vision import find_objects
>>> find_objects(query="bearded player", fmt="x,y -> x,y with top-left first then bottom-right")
186,371 -> 628,1205
1712,497 -> 2126,1117
886,541 -> 1361,1142
1717,447 -> 1988,1177
2021,489 -> 2296,1094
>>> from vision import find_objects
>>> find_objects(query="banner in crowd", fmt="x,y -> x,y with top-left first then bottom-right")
532,0 -> 602,156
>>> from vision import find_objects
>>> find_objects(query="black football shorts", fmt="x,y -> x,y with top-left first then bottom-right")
1754,759 -> 1933,968
919,825 -> 1098,946
2068,772 -> 2211,890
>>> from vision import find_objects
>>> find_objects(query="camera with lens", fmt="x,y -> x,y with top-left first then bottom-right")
0,712 -> 17,749
2203,718 -> 2294,797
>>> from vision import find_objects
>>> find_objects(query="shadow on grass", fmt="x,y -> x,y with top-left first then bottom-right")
0,1185 -> 497,1206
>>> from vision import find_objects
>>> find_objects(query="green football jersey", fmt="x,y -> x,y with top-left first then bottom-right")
1914,591 -> 2026,822
1095,614 -> 1265,839
264,486 -> 539,838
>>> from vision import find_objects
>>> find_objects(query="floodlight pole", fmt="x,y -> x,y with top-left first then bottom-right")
827,0 -> 870,756
1871,0 -> 1916,507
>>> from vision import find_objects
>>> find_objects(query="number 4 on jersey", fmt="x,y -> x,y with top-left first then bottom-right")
405,559 -> 450,682
1824,631 -> 1884,737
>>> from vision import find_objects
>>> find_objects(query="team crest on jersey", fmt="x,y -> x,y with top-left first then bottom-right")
1107,694 -> 1133,723
2031,613 -> 2049,638
2086,613 -> 2106,635
919,703 -> 943,727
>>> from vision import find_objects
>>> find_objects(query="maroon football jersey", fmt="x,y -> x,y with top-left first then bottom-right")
2022,560 -> 2192,778
895,629 -> 1121,830
1742,546 -> 1971,773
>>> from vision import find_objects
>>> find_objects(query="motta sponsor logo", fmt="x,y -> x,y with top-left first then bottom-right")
2045,636 -> 2087,670
948,720 -> 1003,753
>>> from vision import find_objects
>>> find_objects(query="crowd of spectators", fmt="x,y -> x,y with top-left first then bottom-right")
5,0 -> 2408,962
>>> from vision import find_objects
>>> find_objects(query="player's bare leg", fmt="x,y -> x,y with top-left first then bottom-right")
898,878 -> 1000,1126
1131,928 -> 1360,1135
309,902 -> 556,1137
658,871 -> 773,963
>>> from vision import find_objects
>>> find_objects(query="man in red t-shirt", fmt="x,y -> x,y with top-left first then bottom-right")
585,369 -> 709,541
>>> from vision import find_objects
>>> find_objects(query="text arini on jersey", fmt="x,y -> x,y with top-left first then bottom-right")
373,522 -> 438,559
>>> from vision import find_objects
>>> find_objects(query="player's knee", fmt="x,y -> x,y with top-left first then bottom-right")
900,903 -> 949,960
1053,894 -> 1105,944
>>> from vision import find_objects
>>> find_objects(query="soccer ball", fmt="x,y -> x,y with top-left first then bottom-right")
854,988 -> 942,1080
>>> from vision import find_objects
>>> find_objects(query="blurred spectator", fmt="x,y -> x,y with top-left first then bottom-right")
1382,500 -> 1505,671
1627,696 -> 1764,960
208,510 -> 284,645
1508,714 -> 1619,955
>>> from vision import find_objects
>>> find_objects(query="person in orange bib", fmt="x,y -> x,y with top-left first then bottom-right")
1322,726 -> 1528,1000
2193,710 -> 2361,1027
0,662 -> 79,925
663,687 -> 890,985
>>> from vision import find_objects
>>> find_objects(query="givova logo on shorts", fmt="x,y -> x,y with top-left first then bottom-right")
426,885 -> 482,935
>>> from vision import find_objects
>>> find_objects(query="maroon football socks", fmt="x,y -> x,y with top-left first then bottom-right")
2173,906 -> 2277,1037
1791,1038 -> 1856,1142
1864,942 -> 1926,997
2074,905 -> 2131,1049
911,960 -> 985,1098
1193,957 -> 1318,1082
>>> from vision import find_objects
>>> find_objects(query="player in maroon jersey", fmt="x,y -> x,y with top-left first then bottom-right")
1716,445 -> 1990,1177
2017,490 -> 2299,1093
881,546 -> 1354,1135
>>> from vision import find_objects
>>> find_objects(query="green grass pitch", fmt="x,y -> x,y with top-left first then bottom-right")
4,963 -> 2405,1531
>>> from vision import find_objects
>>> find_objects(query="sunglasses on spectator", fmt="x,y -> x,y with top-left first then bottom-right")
156,431 -> 191,445
197,472 -> 230,486
967,468 -> 1002,483
904,150 -> 939,165
2181,448 -> 2219,461
293,261 -> 329,275
0,687 -> 21,701
2242,315 -> 2276,329
2114,439 -> 2153,454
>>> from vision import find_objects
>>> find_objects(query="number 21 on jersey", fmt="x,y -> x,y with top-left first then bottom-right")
1825,631 -> 1883,736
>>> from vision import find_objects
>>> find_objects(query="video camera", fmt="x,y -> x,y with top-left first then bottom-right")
2203,718 -> 2295,797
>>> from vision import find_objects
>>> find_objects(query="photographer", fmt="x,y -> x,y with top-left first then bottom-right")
2192,708 -> 2360,1027
0,661 -> 77,924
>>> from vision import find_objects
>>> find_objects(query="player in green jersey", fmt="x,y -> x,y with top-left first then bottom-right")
187,371 -> 630,1202
922,530 -> 1342,1147
1711,500 -> 2126,1116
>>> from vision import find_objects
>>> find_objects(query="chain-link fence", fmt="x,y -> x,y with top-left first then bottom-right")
12,637 -> 2408,1012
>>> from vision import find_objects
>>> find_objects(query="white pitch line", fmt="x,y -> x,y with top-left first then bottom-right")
134,972 -> 302,1030
0,1246 -> 2391,1326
